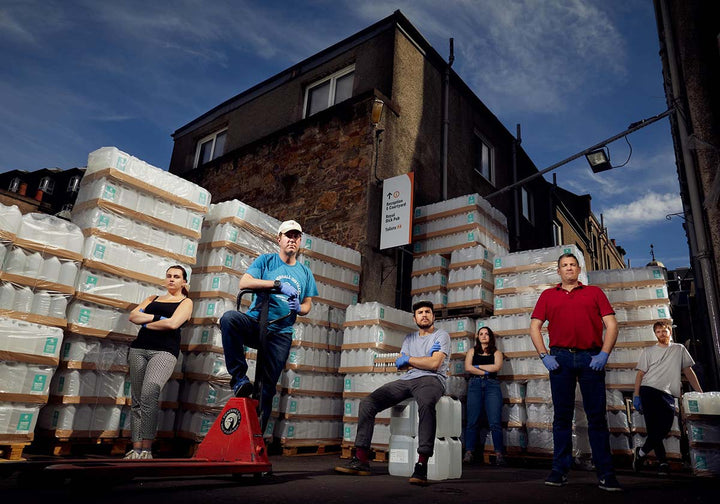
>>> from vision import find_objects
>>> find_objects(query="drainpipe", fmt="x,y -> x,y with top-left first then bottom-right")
441,38 -> 454,201
659,0 -> 720,371
513,124 -> 521,250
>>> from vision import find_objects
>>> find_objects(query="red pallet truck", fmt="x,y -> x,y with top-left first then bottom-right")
1,287 -> 287,484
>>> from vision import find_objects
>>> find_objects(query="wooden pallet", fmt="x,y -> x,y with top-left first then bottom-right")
31,435 -> 129,457
281,440 -> 342,457
0,442 -> 32,461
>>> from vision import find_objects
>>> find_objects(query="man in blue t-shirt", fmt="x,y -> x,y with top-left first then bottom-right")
220,219 -> 318,429
335,300 -> 450,485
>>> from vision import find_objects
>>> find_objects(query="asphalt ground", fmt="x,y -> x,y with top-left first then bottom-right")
1,453 -> 718,504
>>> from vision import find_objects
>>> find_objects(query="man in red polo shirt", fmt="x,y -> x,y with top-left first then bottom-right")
530,252 -> 621,492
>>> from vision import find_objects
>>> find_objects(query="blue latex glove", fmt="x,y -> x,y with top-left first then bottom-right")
395,353 -> 410,369
279,282 -> 298,298
541,354 -> 560,371
428,341 -> 441,356
589,351 -> 609,371
287,296 -> 301,313
633,396 -> 643,413
474,365 -> 487,375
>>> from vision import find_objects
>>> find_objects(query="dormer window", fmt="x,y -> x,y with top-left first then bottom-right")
303,65 -> 355,118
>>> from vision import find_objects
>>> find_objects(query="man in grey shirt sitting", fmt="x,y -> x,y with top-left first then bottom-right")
335,300 -> 450,485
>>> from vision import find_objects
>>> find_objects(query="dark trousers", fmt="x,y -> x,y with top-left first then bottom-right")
639,385 -> 675,462
356,376 -> 444,456
549,348 -> 614,478
220,310 -> 292,430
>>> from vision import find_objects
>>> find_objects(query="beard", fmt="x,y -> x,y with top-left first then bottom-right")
416,319 -> 433,330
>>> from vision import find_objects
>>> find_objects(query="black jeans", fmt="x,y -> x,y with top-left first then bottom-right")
356,376 -> 444,456
639,385 -> 675,462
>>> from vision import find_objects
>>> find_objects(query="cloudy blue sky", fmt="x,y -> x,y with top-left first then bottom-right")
0,0 -> 687,269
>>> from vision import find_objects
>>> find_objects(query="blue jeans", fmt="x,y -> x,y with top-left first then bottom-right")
549,348 -> 614,478
220,310 -> 292,430
464,376 -> 504,453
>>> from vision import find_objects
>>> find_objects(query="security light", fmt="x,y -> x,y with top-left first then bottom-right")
585,148 -> 613,173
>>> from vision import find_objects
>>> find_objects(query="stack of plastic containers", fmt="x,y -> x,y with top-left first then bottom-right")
433,317 -> 475,398
0,205 -> 78,453
340,302 -> 415,454
683,392 -> 720,476
45,146 -> 209,448
412,193 -> 509,259
446,245 -> 494,313
387,397 -> 462,480
299,233 -> 361,309
410,254 -> 448,309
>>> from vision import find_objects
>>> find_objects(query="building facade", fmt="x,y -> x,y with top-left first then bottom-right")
0,168 -> 84,216
169,11 -> 625,307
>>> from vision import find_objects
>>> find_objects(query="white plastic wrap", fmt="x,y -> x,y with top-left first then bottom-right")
181,380 -> 233,409
0,318 -> 63,359
206,200 -> 281,230
0,203 -> 22,235
0,361 -> 54,395
341,324 -> 405,348
588,266 -> 667,286
447,285 -> 493,305
181,324 -> 223,349
0,403 -> 41,434
527,427 -> 554,451
343,421 -> 389,445
344,302 -> 414,328
16,213 -> 84,254
196,247 -> 254,272
494,244 -> 587,271
66,300 -> 138,336
503,403 -> 527,425
412,254 -> 449,274
279,395 -> 342,416
277,419 -> 343,441
687,420 -> 720,444
85,146 -> 211,210
75,267 -> 164,305
183,352 -> 230,381
300,234 -> 361,267
683,391 -> 720,415
690,447 -> 720,475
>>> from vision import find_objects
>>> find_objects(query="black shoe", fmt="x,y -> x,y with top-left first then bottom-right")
632,447 -> 646,472
658,463 -> 670,476
598,474 -> 623,492
233,377 -> 253,397
409,462 -> 428,485
334,456 -> 371,476
544,470 -> 568,487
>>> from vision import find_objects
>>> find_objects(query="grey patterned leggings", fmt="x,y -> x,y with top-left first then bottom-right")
128,348 -> 177,443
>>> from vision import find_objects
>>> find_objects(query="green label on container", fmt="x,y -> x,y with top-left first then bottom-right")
199,192 -> 207,204
467,232 -> 476,242
353,274 -> 359,286
691,426 -> 704,441
229,229 -> 238,242
468,195 -> 476,204
304,238 -> 312,250
288,351 -> 297,364
345,402 -> 352,415
115,156 -> 128,171
44,337 -> 58,354
191,217 -> 201,230
458,321 -> 465,331
207,389 -> 217,404
186,243 -> 196,256
78,308 -> 91,324
206,303 -> 216,316
31,374 -> 46,392
124,381 -> 131,396
93,244 -> 106,260
52,410 -> 59,428
58,376 -> 65,393
467,213 -> 474,224
224,254 -> 234,267
212,277 -> 220,289
344,378 -> 352,391
653,269 -> 662,279
102,184 -> 117,201
656,288 -> 664,299
344,426 -> 352,439
287,425 -> 295,438
496,278 -> 504,288
201,330 -> 209,343
212,360 -> 222,374
378,330 -> 384,342
289,401 -> 297,413
379,308 -> 385,319
688,399 -> 700,413
237,207 -> 245,218
292,376 -> 301,388
458,341 -> 466,352
494,258 -> 502,268
564,247 -> 572,254
17,413 -> 33,432
85,275 -> 98,286
201,419 -> 213,434
98,214 -> 110,228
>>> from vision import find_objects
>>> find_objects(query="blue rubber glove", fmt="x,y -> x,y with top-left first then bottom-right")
395,353 -> 410,369
428,341 -> 441,356
633,396 -> 643,413
474,365 -> 487,375
287,296 -> 301,313
541,354 -> 559,371
589,351 -> 609,371
279,282 -> 298,298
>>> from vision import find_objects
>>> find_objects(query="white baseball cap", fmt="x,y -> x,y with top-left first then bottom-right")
278,220 -> 302,235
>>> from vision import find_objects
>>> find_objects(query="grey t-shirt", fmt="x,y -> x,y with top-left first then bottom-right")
636,342 -> 695,397
399,328 -> 451,387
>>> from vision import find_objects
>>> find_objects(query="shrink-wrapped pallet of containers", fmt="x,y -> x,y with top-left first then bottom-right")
410,254 -> 448,309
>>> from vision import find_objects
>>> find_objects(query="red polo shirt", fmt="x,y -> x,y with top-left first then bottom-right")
531,282 -> 615,349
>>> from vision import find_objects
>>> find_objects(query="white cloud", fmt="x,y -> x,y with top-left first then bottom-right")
602,192 -> 683,235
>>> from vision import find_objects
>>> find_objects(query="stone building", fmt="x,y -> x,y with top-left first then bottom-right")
169,10 -> 625,307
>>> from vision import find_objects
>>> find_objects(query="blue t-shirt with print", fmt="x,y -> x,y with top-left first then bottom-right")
245,253 -> 318,335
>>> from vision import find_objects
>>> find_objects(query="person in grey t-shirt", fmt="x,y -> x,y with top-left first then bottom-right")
335,300 -> 451,485
632,320 -> 702,475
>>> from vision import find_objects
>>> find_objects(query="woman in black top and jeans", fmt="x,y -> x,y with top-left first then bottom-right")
463,326 -> 505,465
125,265 -> 193,459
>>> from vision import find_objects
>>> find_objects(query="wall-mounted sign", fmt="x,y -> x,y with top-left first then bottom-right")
380,173 -> 414,250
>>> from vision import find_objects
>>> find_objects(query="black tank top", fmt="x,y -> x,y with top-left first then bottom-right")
472,352 -> 498,379
130,297 -> 187,358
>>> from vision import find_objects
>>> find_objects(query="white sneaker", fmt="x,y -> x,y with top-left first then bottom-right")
139,450 -> 153,460
124,450 -> 140,460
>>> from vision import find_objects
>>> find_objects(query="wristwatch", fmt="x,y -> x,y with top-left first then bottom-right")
273,279 -> 281,289
539,353 -> 547,359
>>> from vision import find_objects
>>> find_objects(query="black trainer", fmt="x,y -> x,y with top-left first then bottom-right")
409,462 -> 428,485
598,474 -> 623,492
233,377 -> 253,397
334,456 -> 371,476
544,470 -> 568,487
632,447 -> 646,472
658,462 -> 670,476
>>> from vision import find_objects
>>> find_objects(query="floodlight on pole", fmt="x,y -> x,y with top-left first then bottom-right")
585,148 -> 613,173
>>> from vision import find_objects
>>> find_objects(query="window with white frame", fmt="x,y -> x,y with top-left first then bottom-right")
8,177 -> 21,192
303,65 -> 355,118
194,128 -> 227,168
67,175 -> 81,193
473,131 -> 494,184
521,186 -> 533,223
552,221 -> 563,246
38,176 -> 55,195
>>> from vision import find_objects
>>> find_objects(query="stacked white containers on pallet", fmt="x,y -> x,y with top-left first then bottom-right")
0,205 -> 70,450
274,233 -> 357,450
178,200 -> 276,442
587,266 -> 674,460
683,392 -> 720,476
39,146 -> 209,446
340,303 -> 415,453
433,317 -> 475,399
488,245 -> 587,455
410,254 -> 448,309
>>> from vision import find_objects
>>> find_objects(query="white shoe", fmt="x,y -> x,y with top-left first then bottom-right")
124,450 -> 140,460
139,450 -> 153,460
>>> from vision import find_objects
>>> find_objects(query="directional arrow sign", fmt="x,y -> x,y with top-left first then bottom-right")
380,173 -> 414,250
